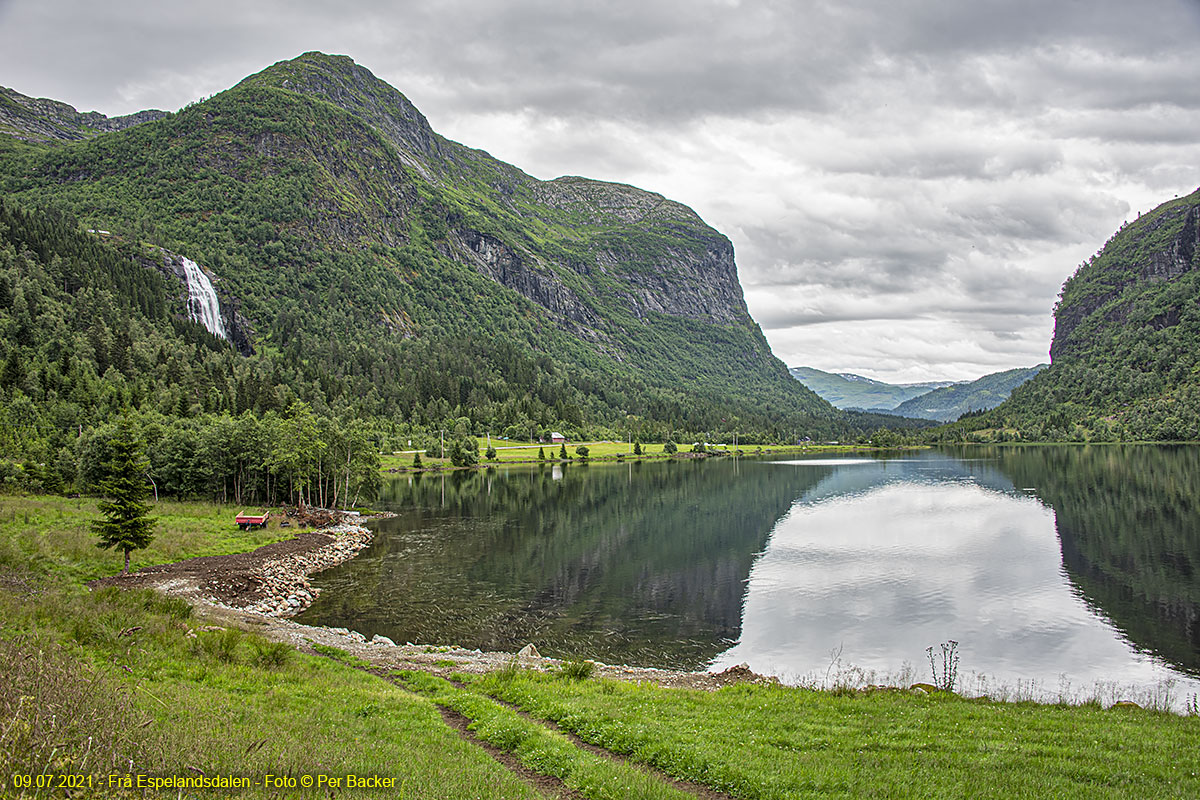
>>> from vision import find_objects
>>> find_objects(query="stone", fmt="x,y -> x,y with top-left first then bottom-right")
517,643 -> 540,658
371,634 -> 396,647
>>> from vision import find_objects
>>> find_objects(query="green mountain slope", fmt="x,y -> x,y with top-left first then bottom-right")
0,51 -> 862,441
788,366 -> 953,411
889,365 -> 1046,422
939,187 -> 1200,442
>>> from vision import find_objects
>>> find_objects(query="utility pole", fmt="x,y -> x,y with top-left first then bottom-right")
440,429 -> 445,459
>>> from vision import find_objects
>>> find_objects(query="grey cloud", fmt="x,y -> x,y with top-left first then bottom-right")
2,0 -> 1198,380
1047,106 -> 1200,146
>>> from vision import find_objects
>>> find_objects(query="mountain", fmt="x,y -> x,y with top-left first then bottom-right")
941,187 -> 1200,442
0,51 -> 873,443
788,366 -> 954,411
0,87 -> 167,142
888,365 -> 1047,422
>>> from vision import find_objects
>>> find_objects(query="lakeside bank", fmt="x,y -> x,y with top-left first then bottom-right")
3,492 -> 1197,798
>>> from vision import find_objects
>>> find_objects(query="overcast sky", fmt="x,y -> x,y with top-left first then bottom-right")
3,1 -> 1200,381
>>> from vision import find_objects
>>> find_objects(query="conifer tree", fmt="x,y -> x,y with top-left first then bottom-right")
92,416 -> 156,574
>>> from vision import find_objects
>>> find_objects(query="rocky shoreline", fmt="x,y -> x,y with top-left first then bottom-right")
238,523 -> 373,616
95,515 -> 778,691
89,519 -> 378,616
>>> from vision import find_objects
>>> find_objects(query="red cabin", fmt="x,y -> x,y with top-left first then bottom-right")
235,512 -> 270,530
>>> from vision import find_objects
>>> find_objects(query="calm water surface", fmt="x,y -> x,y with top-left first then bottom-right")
299,446 -> 1200,703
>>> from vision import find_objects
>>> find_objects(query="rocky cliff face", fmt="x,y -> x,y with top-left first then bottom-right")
245,54 -> 755,336
141,249 -> 256,357
0,87 -> 166,142
1051,190 -> 1200,362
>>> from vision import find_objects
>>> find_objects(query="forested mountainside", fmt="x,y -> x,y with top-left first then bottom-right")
788,366 -> 951,411
934,187 -> 1200,442
0,52 -> 926,497
889,365 -> 1046,423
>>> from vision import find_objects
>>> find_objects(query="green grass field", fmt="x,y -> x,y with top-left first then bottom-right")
380,440 -> 879,470
0,495 -> 291,583
2,492 -> 1196,799
464,669 -> 1200,799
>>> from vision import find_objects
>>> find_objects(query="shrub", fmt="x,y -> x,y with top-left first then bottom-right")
448,437 -> 479,467
558,659 -> 595,680
195,627 -> 244,663
663,440 -> 677,454
575,445 -> 589,459
250,639 -> 293,669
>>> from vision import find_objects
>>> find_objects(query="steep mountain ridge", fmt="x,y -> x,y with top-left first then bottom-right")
0,51 -> 866,439
0,87 -> 167,142
1051,193 -> 1200,363
941,186 -> 1200,441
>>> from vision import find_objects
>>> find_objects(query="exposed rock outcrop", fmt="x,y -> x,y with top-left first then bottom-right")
0,87 -> 166,142
141,248 -> 256,356
1051,192 -> 1200,363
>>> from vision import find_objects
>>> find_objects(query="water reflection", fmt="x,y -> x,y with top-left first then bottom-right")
299,459 -> 830,666
975,445 -> 1200,675
299,447 -> 1200,700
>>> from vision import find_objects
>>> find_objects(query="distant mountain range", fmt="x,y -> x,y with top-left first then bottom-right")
889,365 -> 1047,422
790,365 -> 1046,422
787,367 -> 953,411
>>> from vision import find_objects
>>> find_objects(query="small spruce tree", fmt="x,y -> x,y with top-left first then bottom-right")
559,443 -> 568,459
485,444 -> 497,460
92,417 -> 156,574
633,440 -> 642,456
538,446 -> 545,460
413,451 -> 423,469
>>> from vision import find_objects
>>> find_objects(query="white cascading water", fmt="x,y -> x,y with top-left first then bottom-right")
181,257 -> 228,340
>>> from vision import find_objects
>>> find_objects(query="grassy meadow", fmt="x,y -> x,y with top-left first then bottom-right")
0,494 -> 290,583
380,439 -> 878,470
1,492 -> 1197,798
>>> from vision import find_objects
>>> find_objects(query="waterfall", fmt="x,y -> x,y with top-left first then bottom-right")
181,257 -> 228,340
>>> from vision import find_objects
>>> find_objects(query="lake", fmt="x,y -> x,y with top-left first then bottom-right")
298,446 -> 1200,707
